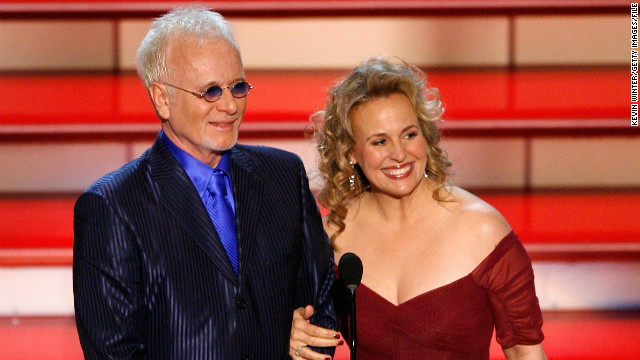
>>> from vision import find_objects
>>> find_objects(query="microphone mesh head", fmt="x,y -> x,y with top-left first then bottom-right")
338,252 -> 363,288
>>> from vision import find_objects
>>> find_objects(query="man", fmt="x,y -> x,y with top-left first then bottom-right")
73,7 -> 337,359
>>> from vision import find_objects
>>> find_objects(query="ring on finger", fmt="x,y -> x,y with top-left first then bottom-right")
295,345 -> 305,357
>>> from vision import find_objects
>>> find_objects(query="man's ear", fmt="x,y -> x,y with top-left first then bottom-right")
148,82 -> 170,120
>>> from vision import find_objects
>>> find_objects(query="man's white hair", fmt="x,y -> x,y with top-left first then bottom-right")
136,6 -> 241,89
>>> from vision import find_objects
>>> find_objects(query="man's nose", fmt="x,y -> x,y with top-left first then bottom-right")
215,88 -> 238,114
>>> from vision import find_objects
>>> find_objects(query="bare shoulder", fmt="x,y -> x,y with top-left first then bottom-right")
323,196 -> 371,256
446,187 -> 512,255
322,215 -> 340,239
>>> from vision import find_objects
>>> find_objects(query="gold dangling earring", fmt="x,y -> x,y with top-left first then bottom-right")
349,161 -> 356,191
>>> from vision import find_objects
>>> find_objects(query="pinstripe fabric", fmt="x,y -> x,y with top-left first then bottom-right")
73,133 -> 337,359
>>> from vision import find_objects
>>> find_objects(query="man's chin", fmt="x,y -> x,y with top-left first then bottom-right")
203,138 -> 238,153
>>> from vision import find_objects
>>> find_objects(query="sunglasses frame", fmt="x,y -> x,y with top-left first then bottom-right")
163,81 -> 253,102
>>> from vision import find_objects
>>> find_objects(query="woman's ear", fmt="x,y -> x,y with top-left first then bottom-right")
348,151 -> 357,165
148,82 -> 170,120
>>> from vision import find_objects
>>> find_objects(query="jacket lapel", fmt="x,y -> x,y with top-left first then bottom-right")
149,135 -> 238,284
229,146 -> 263,284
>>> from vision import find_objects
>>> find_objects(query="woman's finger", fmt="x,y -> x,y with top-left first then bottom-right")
294,344 -> 333,360
292,318 -> 342,345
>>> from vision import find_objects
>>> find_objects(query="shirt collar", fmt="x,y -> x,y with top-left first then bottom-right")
161,130 -> 232,198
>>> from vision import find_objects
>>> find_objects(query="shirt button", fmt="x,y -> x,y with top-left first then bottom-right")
236,298 -> 246,309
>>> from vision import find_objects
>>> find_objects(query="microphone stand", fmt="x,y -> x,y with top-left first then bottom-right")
338,252 -> 362,360
348,286 -> 357,360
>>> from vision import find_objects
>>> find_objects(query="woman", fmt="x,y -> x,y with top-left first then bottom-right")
289,57 -> 546,360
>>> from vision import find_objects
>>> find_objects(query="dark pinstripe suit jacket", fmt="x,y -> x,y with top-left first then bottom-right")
73,134 -> 337,359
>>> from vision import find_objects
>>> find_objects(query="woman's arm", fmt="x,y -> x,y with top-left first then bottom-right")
503,343 -> 547,360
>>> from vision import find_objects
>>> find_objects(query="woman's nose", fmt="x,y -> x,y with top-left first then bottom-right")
388,143 -> 406,162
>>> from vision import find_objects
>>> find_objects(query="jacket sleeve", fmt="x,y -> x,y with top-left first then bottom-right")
294,159 -> 339,355
73,191 -> 148,359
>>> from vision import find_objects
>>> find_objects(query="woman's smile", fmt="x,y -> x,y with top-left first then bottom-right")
381,162 -> 414,179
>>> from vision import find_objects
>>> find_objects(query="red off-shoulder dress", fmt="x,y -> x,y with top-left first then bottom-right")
350,231 -> 544,360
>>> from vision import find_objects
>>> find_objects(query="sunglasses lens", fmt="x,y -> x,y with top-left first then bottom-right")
201,82 -> 252,102
231,82 -> 252,98
203,86 -> 223,102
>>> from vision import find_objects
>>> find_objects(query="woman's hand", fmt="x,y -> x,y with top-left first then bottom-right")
290,305 -> 343,360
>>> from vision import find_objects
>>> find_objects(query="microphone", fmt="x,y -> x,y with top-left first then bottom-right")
338,253 -> 363,360
338,252 -> 363,294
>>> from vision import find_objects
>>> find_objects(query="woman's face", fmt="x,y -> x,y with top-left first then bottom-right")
350,93 -> 428,198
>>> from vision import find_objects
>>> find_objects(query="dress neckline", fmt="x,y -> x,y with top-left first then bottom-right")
340,230 -> 517,308
359,274 -> 473,308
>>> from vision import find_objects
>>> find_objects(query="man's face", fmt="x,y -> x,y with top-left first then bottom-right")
159,37 -> 247,166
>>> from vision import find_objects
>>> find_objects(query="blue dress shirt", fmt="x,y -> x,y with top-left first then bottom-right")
161,131 -> 235,214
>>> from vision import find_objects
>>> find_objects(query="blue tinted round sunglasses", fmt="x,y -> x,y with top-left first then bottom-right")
164,81 -> 253,102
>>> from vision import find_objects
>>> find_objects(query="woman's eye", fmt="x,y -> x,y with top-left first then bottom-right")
405,131 -> 418,139
373,139 -> 386,146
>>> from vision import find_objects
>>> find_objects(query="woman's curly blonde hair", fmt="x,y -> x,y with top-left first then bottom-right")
311,56 -> 452,243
